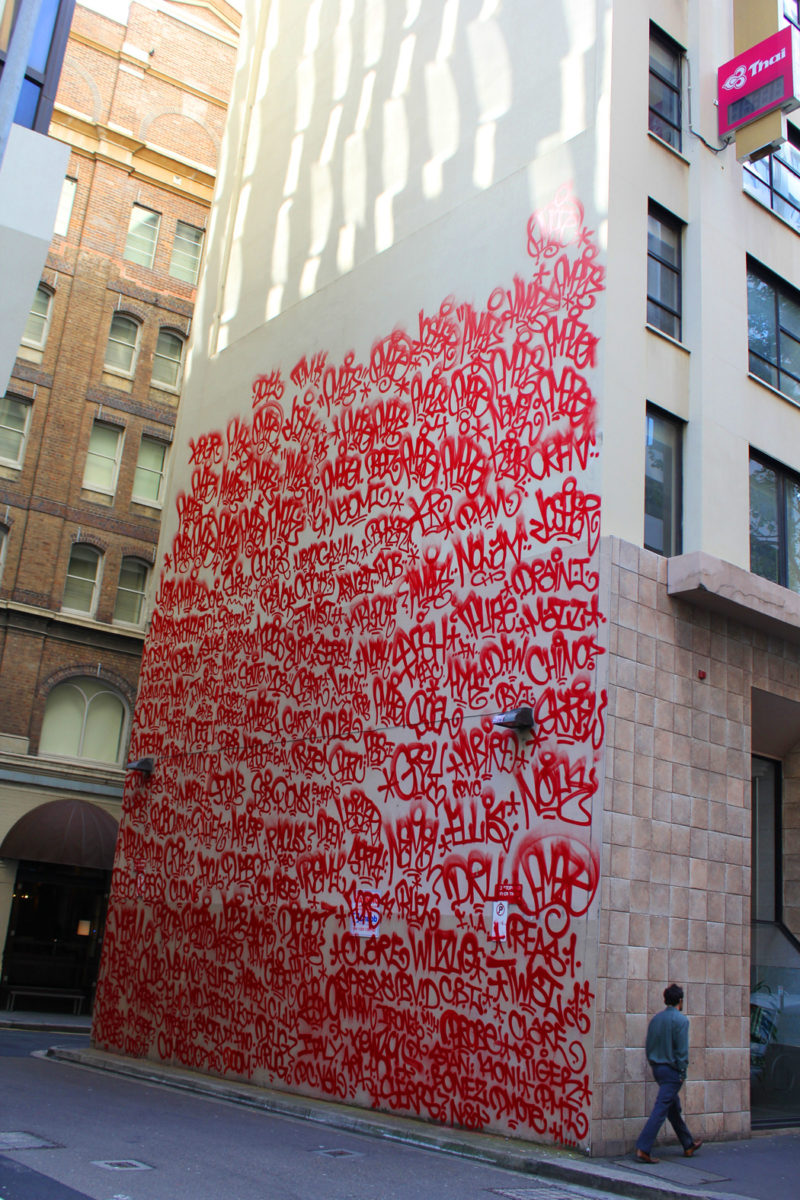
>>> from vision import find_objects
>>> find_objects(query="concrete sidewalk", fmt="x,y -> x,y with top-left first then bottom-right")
5,1011 -> 797,1200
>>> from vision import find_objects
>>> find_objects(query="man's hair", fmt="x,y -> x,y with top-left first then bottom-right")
664,983 -> 684,1007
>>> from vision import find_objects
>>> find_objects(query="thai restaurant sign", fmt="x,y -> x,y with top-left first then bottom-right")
718,25 -> 800,142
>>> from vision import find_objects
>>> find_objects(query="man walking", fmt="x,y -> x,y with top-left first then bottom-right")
635,984 -> 702,1163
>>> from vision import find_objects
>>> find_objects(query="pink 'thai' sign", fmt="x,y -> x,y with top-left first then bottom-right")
718,25 -> 799,142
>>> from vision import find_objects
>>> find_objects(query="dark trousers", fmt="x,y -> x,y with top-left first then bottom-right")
636,1063 -> 693,1154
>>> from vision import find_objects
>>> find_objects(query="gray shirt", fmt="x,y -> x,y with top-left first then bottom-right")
645,1005 -> 689,1078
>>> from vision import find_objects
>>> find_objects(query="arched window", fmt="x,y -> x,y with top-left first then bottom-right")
39,678 -> 126,764
104,314 -> 140,376
63,543 -> 102,615
114,557 -> 149,625
21,284 -> 53,351
152,329 -> 185,390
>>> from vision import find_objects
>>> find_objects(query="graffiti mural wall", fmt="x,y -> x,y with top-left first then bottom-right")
94,187 -> 607,1146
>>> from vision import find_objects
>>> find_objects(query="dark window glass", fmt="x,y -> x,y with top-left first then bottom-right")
750,452 -> 800,591
649,25 -> 682,150
748,262 -> 800,402
647,203 -> 682,340
644,407 -> 682,556
0,0 -> 75,132
743,124 -> 800,231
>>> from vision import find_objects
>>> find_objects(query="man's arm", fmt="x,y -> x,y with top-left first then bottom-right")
673,1013 -> 689,1078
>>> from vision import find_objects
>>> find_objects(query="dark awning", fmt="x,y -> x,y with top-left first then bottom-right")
0,799 -> 119,869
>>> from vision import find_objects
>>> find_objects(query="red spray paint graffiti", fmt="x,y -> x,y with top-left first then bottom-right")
94,186 -> 606,1147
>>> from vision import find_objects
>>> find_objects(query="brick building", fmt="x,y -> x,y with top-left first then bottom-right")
0,0 -> 239,1013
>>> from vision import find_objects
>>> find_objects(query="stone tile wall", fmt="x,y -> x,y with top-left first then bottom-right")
591,537 -> 800,1155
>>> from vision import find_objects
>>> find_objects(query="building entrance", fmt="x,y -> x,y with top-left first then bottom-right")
750,755 -> 800,1126
0,860 -> 110,1014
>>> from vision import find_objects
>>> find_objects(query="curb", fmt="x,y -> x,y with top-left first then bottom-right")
44,1045 -> 744,1200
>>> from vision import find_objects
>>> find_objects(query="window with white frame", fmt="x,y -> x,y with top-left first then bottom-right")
104,313 -> 140,376
62,543 -> 102,615
169,221 -> 204,284
54,176 -> 77,237
124,204 -> 160,268
0,395 -> 31,468
132,436 -> 168,506
39,677 -> 126,764
114,557 -> 149,625
0,524 -> 7,585
82,421 -> 124,494
152,329 -> 185,390
21,284 -> 53,350
649,25 -> 682,151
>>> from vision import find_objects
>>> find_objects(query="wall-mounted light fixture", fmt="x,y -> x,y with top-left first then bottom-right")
126,756 -> 155,774
492,706 -> 534,732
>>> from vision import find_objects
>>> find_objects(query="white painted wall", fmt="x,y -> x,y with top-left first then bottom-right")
0,125 -> 69,396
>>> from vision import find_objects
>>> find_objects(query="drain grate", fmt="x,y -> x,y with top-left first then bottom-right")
314,1148 -> 362,1158
491,1188 -> 587,1200
0,1131 -> 58,1150
91,1160 -> 153,1171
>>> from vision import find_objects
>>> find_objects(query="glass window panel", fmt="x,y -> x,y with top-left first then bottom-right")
39,679 -> 125,762
644,410 -> 681,556
647,215 -> 680,266
22,285 -> 51,347
748,273 -> 778,362
114,558 -> 147,624
124,205 -> 160,268
13,78 -> 41,128
779,370 -> 800,405
54,176 -> 76,237
649,77 -> 679,128
152,331 -> 183,389
63,544 -> 100,613
0,396 -> 29,464
39,684 -> 85,757
82,691 -> 124,762
83,422 -> 121,492
750,459 -> 781,583
169,222 -> 204,284
650,36 -> 680,87
779,328 -> 800,383
787,476 -> 800,593
647,259 -> 679,312
133,437 -> 167,504
779,291 -> 800,340
647,298 -> 679,339
27,0 -> 59,72
749,352 -> 779,389
105,314 -> 138,374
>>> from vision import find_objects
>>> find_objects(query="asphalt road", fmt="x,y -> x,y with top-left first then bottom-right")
0,1028 -> 604,1200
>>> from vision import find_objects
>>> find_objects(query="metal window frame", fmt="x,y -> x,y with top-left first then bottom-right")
747,261 -> 800,400
749,448 -> 800,590
743,124 -> 800,230
647,201 -> 683,340
644,403 -> 684,558
648,23 -> 682,150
